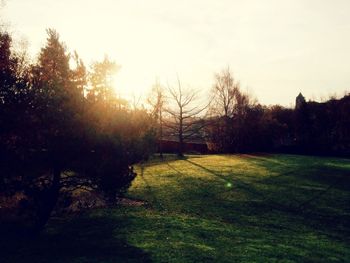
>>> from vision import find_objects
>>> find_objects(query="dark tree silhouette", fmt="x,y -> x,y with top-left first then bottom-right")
165,77 -> 208,157
0,29 -> 155,232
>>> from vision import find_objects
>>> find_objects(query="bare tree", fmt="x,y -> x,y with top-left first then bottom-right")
165,77 -> 208,157
147,79 -> 166,157
208,67 -> 254,152
210,67 -> 240,118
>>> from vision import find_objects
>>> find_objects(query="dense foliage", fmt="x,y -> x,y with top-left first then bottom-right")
0,29 -> 155,231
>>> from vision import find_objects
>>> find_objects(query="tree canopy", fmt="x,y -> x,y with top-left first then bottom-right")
0,29 -> 155,232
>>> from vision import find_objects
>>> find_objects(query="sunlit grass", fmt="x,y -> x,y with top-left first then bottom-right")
1,154 -> 349,262
126,154 -> 350,262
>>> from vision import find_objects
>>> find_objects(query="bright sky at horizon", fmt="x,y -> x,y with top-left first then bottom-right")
2,0 -> 350,106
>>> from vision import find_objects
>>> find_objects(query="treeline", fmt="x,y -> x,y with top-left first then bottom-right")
205,68 -> 350,156
0,29 -> 155,231
207,91 -> 350,156
148,68 -> 350,157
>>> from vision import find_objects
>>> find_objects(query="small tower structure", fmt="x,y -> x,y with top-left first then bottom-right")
295,92 -> 306,109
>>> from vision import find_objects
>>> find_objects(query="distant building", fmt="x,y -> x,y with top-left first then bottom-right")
295,92 -> 306,109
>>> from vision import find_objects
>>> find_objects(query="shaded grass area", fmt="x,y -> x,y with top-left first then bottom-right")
0,212 -> 151,263
1,154 -> 350,262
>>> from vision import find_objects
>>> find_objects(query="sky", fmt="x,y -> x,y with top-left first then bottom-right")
2,0 -> 350,106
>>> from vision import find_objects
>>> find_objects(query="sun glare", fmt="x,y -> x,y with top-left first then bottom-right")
3,0 -> 349,105
111,74 -> 119,96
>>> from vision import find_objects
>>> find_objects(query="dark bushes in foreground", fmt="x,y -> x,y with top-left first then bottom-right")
0,29 -> 155,232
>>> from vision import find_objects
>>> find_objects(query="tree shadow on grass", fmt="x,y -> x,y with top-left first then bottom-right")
0,213 -> 152,263
183,159 -> 292,211
138,164 -> 165,211
183,158 -> 350,239
243,155 -> 350,188
142,154 -> 201,168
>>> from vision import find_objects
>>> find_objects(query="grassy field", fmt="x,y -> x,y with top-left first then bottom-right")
1,154 -> 350,262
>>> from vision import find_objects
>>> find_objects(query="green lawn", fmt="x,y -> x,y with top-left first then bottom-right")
2,154 -> 350,262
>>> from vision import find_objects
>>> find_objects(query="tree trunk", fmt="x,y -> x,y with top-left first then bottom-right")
159,108 -> 163,159
33,166 -> 61,232
178,115 -> 184,157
